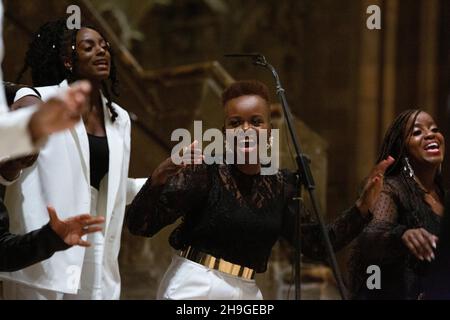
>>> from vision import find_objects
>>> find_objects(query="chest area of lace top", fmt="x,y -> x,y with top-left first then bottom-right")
187,166 -> 287,244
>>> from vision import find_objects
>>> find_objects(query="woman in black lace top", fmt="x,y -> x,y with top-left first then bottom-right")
127,80 -> 393,300
349,109 -> 445,300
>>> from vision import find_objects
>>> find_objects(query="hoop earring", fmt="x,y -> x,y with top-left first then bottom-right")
404,156 -> 414,178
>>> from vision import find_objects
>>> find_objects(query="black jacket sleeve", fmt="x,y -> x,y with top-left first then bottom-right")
0,200 -> 69,272
280,170 -> 372,260
126,164 -> 209,237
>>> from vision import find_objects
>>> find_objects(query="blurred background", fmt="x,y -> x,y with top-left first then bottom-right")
1,0 -> 449,299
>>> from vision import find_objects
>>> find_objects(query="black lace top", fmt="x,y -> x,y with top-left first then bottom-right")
349,175 -> 443,300
126,164 -> 371,273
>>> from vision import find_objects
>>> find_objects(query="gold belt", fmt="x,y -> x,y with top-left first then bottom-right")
179,247 -> 255,280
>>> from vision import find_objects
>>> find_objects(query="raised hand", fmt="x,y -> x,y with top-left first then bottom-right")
47,206 -> 105,247
151,140 -> 204,187
356,156 -> 395,217
28,81 -> 91,143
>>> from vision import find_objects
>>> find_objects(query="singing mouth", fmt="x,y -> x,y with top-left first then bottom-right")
238,138 -> 257,149
93,59 -> 109,67
424,142 -> 440,151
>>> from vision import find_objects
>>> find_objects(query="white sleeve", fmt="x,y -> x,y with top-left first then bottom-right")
14,88 -> 40,103
0,106 -> 40,160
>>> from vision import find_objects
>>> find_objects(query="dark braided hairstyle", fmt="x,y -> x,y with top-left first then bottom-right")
17,19 -> 119,122
376,109 -> 444,228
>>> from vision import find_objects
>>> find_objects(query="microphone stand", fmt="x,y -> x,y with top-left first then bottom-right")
224,53 -> 348,300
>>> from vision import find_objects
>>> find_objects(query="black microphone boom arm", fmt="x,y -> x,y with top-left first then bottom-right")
224,53 -> 348,300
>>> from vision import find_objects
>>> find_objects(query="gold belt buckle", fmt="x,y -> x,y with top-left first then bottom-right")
180,247 -> 255,280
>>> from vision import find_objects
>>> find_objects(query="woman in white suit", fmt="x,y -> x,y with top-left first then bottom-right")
0,20 -> 145,300
0,4 -> 95,159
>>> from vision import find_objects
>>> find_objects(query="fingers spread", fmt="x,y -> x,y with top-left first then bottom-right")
373,156 -> 395,177
84,217 -> 105,226
82,226 -> 103,235
77,240 -> 91,247
75,214 -> 94,223
47,206 -> 58,221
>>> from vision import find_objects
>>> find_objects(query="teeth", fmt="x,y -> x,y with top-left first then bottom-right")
425,143 -> 439,150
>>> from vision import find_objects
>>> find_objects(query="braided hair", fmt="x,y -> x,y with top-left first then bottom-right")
17,19 -> 119,122
376,109 -> 444,228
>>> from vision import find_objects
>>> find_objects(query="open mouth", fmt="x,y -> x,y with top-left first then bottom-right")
237,138 -> 258,152
424,142 -> 440,154
93,59 -> 109,67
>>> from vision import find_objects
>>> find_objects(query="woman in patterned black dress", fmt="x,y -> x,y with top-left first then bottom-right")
349,109 -> 445,300
127,80 -> 393,300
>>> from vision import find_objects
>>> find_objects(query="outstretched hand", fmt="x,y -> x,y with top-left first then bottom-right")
151,140 -> 204,187
47,206 -> 105,247
356,156 -> 395,217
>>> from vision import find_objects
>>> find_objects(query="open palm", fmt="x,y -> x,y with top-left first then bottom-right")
47,206 -> 105,247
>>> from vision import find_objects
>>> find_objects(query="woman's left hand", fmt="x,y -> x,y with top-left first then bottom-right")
356,156 -> 395,217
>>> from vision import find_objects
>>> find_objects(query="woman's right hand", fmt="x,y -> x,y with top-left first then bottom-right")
401,228 -> 438,262
355,156 -> 395,217
151,140 -> 204,187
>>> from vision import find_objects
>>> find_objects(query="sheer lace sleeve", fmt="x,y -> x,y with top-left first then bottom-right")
280,170 -> 372,260
126,164 -> 210,237
353,179 -> 408,263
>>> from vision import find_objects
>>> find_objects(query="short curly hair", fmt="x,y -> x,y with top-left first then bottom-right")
222,80 -> 270,107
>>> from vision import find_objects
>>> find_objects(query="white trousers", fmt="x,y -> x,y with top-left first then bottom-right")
3,187 -> 105,300
157,254 -> 263,300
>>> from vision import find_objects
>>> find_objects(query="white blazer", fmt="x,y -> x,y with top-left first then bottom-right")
0,81 -> 146,298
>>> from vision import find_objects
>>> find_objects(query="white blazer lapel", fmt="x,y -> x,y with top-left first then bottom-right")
58,80 -> 89,184
103,96 -> 124,231
69,120 -> 90,184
